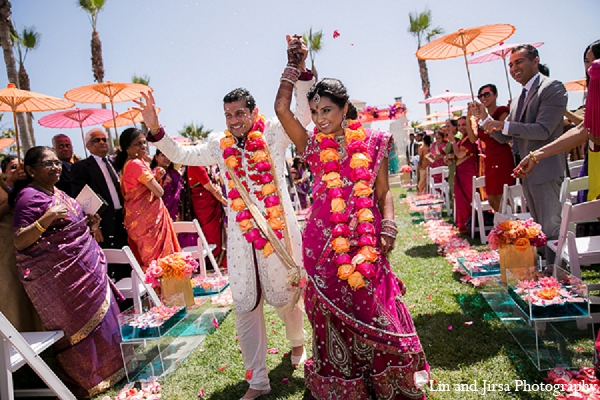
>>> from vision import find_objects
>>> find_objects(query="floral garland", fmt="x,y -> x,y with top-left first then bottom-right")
317,120 -> 378,290
220,115 -> 285,258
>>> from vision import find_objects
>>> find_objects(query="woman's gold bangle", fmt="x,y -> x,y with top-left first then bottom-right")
529,151 -> 540,164
33,220 -> 46,233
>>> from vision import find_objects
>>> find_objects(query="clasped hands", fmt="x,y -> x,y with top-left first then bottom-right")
285,34 -> 308,71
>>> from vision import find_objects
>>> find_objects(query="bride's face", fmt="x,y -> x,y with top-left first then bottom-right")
310,96 -> 347,136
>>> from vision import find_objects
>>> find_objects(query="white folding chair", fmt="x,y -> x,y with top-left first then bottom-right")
568,159 -> 584,178
560,176 -> 589,206
428,166 -> 451,215
104,246 -> 161,313
471,176 -> 493,244
494,182 -> 532,224
0,312 -> 75,400
172,219 -> 221,279
547,199 -> 600,267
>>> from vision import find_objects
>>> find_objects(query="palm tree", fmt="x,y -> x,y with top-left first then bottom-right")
79,0 -> 105,83
408,8 -> 443,115
303,28 -> 323,80
179,123 -> 211,143
131,74 -> 150,86
12,25 -> 40,144
0,0 -> 33,151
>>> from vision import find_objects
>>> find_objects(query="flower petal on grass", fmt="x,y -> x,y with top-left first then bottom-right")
267,348 -> 279,354
198,388 -> 205,397
464,321 -> 473,326
447,325 -> 453,331
218,365 -> 227,371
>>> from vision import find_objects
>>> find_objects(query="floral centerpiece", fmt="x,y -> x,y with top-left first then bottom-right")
487,219 -> 547,282
400,164 -> 413,174
145,252 -> 198,306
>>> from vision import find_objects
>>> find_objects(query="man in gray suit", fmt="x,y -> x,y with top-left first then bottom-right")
475,44 -> 567,251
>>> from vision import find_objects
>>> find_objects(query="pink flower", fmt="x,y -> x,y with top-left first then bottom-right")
351,167 -> 372,182
358,235 -> 377,247
355,197 -> 373,209
254,237 -> 267,250
347,140 -> 367,154
332,224 -> 351,237
357,222 -> 375,235
335,254 -> 352,265
319,138 -> 338,150
348,122 -> 362,130
254,161 -> 272,172
246,139 -> 265,151
274,230 -> 283,239
355,262 -> 376,278
252,118 -> 265,132
236,210 -> 252,222
264,195 -> 280,207
328,187 -> 344,199
330,212 -> 348,224
244,228 -> 261,242
228,188 -> 241,199
324,161 -> 341,173
223,147 -> 239,158
260,173 -> 274,184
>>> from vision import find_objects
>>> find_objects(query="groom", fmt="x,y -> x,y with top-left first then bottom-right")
135,38 -> 313,400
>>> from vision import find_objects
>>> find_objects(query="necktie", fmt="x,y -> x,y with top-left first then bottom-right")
103,157 -> 120,189
514,87 -> 527,122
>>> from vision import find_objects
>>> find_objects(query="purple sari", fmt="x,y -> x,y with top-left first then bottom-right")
14,186 -> 125,398
162,168 -> 183,220
302,130 -> 428,399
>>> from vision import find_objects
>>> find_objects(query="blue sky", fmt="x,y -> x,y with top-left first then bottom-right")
4,0 -> 599,157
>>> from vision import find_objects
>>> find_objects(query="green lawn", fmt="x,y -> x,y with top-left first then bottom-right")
90,187 -> 597,399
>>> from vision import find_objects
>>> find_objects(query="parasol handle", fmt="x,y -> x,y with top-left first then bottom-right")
502,56 -> 513,99
12,110 -> 21,164
462,50 -> 475,102
78,123 -> 89,157
110,100 -> 119,149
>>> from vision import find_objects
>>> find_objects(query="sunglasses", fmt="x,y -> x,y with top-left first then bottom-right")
32,160 -> 62,169
8,165 -> 17,171
92,137 -> 108,143
477,92 -> 493,100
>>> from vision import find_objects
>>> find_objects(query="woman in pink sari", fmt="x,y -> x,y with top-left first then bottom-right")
114,128 -> 181,269
275,38 -> 428,400
428,130 -> 447,183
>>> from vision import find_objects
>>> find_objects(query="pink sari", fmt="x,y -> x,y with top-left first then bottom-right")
301,129 -> 428,399
121,159 -> 181,269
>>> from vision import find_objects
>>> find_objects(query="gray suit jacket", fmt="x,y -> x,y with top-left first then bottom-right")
491,74 -> 567,185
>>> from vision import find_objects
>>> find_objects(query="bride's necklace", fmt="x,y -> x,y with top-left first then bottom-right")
334,134 -> 347,158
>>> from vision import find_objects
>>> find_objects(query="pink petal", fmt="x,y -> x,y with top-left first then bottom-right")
267,348 -> 279,354
245,370 -> 253,380
24,268 -> 30,278
427,295 -> 432,300
464,321 -> 473,326
212,317 -> 219,329
282,378 -> 289,383
430,271 -> 435,275
197,389 -> 205,398
447,325 -> 453,330
218,365 -> 227,371
409,304 -> 416,309
235,336 -> 239,340
270,320 -> 276,325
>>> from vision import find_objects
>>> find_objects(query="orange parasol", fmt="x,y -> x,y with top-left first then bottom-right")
102,107 -> 160,129
0,138 -> 15,152
564,79 -> 587,93
0,83 -> 74,161
417,24 -> 516,100
64,81 -> 152,148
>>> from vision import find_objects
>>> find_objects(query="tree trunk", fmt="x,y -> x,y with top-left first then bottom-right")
18,64 -> 35,147
0,0 -> 34,153
90,29 -> 114,153
418,58 -> 431,116
311,60 -> 318,81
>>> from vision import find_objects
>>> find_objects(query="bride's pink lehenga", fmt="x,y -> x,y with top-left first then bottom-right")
301,129 -> 429,399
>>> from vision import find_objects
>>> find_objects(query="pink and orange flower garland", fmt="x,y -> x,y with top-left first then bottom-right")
318,121 -> 378,290
220,115 -> 285,258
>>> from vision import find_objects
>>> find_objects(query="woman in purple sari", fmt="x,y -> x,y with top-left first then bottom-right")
150,149 -> 183,220
11,146 -> 125,398
275,38 -> 428,399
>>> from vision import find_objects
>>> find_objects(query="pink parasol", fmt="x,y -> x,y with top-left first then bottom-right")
39,108 -> 117,157
468,42 -> 544,98
419,90 -> 472,115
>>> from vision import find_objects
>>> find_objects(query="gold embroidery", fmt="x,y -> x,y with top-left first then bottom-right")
69,285 -> 111,346
87,367 -> 127,397
326,315 -> 352,377
353,333 -> 374,361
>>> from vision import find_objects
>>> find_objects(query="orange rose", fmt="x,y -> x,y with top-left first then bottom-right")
225,155 -> 239,169
347,271 -> 365,290
220,136 -> 236,149
331,198 -> 346,213
526,227 -> 540,239
345,128 -> 367,142
349,153 -> 371,169
320,148 -> 341,162
262,183 -> 277,196
268,217 -> 284,231
238,219 -> 253,231
353,181 -> 373,197
332,237 -> 350,253
252,150 -> 269,163
262,242 -> 274,258
337,264 -> 355,280
267,206 -> 281,219
358,246 -> 379,262
248,131 -> 263,140
497,220 -> 513,232
230,198 -> 246,211
323,172 -> 343,188
357,208 -> 374,222
228,180 -> 236,189
513,237 -> 531,252
316,133 -> 334,142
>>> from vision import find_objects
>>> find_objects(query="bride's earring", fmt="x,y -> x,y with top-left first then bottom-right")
341,114 -> 348,129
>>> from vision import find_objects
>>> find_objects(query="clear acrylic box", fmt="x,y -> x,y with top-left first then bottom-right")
118,293 -> 187,341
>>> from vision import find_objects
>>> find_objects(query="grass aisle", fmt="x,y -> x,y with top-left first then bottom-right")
98,187 -> 573,399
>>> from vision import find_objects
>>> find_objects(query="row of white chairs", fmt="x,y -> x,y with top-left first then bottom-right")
1,218 -> 220,400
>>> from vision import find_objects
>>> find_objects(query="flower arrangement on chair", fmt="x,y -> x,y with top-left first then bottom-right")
144,252 -> 199,288
487,219 -> 547,251
400,164 -> 413,174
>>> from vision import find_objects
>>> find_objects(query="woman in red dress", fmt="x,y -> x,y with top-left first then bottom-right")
466,84 -> 515,211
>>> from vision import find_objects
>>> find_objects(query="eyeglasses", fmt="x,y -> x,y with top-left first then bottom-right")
91,137 -> 107,143
477,92 -> 493,100
32,160 -> 62,169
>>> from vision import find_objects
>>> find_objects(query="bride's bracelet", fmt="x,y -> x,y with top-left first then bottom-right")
280,65 -> 301,84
